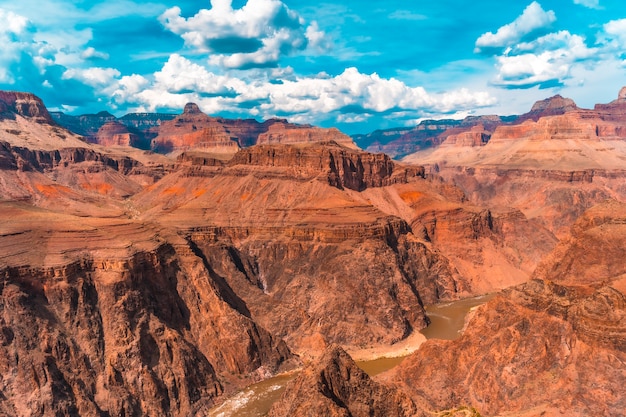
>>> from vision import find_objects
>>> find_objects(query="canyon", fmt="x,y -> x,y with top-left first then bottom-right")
1,88 -> 625,416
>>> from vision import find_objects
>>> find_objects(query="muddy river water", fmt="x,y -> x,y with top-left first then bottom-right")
208,293 -> 494,417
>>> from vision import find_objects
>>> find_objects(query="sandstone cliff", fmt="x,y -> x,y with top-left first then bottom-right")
256,123 -> 358,149
271,201 -> 626,416
93,121 -> 149,149
403,88 -> 626,238
515,94 -> 579,123
358,94 -> 577,158
151,103 -> 241,154
0,91 -> 54,125
0,204 -> 294,416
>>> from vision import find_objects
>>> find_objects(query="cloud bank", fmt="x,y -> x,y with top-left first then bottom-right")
476,1 -> 622,90
475,2 -> 556,52
160,0 -> 328,69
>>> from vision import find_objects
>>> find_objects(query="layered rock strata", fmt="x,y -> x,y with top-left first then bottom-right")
272,200 -> 626,416
256,123 -> 358,149
403,88 -> 626,238
151,103 -> 241,154
0,207 -> 293,416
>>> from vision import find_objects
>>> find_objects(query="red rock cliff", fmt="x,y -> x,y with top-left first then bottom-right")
0,91 -> 54,124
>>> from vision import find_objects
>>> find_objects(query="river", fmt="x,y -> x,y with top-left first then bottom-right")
207,293 -> 494,417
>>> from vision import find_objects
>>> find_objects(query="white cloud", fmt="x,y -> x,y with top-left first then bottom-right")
492,31 -> 597,88
81,47 -> 109,61
159,0 -> 329,69
112,58 -> 496,125
0,8 -> 30,35
475,2 -> 556,52
573,0 -> 600,9
62,67 -> 121,87
153,54 -> 237,95
602,18 -> 626,49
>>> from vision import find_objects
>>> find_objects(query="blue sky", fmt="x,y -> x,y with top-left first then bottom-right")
0,0 -> 625,134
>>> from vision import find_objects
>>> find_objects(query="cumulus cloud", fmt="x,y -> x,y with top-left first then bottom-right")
473,2 -> 619,90
602,18 -> 626,49
573,0 -> 600,9
491,31 -> 598,89
0,8 -> 30,35
62,67 -> 121,87
475,2 -> 556,52
112,58 -> 495,125
159,0 -> 329,69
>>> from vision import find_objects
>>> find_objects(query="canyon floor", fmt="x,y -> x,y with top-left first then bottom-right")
1,90 -> 625,416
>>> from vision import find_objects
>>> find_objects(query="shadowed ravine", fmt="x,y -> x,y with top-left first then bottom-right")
207,295 -> 494,417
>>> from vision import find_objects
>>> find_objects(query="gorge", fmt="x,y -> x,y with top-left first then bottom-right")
1,88 -> 625,416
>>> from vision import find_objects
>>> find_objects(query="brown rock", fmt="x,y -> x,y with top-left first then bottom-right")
516,94 -> 579,123
151,103 -> 240,154
0,91 -> 54,124
0,204 -> 295,416
257,122 -> 358,149
376,201 -> 626,416
441,124 -> 490,147
93,121 -> 140,147
268,345 -> 419,417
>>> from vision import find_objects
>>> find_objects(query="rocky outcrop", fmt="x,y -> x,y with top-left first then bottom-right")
0,92 -> 54,124
594,85 -> 626,121
268,346 -> 419,417
440,125 -> 490,147
359,119 -> 463,158
93,121 -> 144,148
0,140 -> 142,174
227,142 -> 424,191
0,207 -> 295,416
387,284 -> 626,416
490,110 -> 626,142
375,200 -> 626,416
516,94 -> 579,123
270,200 -> 626,416
257,123 -> 358,149
151,103 -> 240,154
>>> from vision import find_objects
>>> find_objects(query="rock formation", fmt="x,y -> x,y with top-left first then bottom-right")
49,111 -> 117,138
93,121 -> 144,148
381,201 -> 626,416
594,86 -> 626,121
357,94 -> 580,159
150,103 -> 241,154
439,124 -> 490,147
515,94 -> 579,123
274,201 -> 626,416
268,345 -> 419,417
0,91 -> 54,124
358,119 -> 465,158
256,123 -> 358,149
402,87 -> 626,238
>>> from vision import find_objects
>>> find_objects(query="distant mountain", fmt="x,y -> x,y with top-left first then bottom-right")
352,95 -> 581,159
52,103 -> 357,153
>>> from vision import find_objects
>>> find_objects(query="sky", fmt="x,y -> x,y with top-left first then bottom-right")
0,0 -> 625,134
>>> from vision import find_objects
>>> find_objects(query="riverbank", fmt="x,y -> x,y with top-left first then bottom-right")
208,293 -> 495,417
